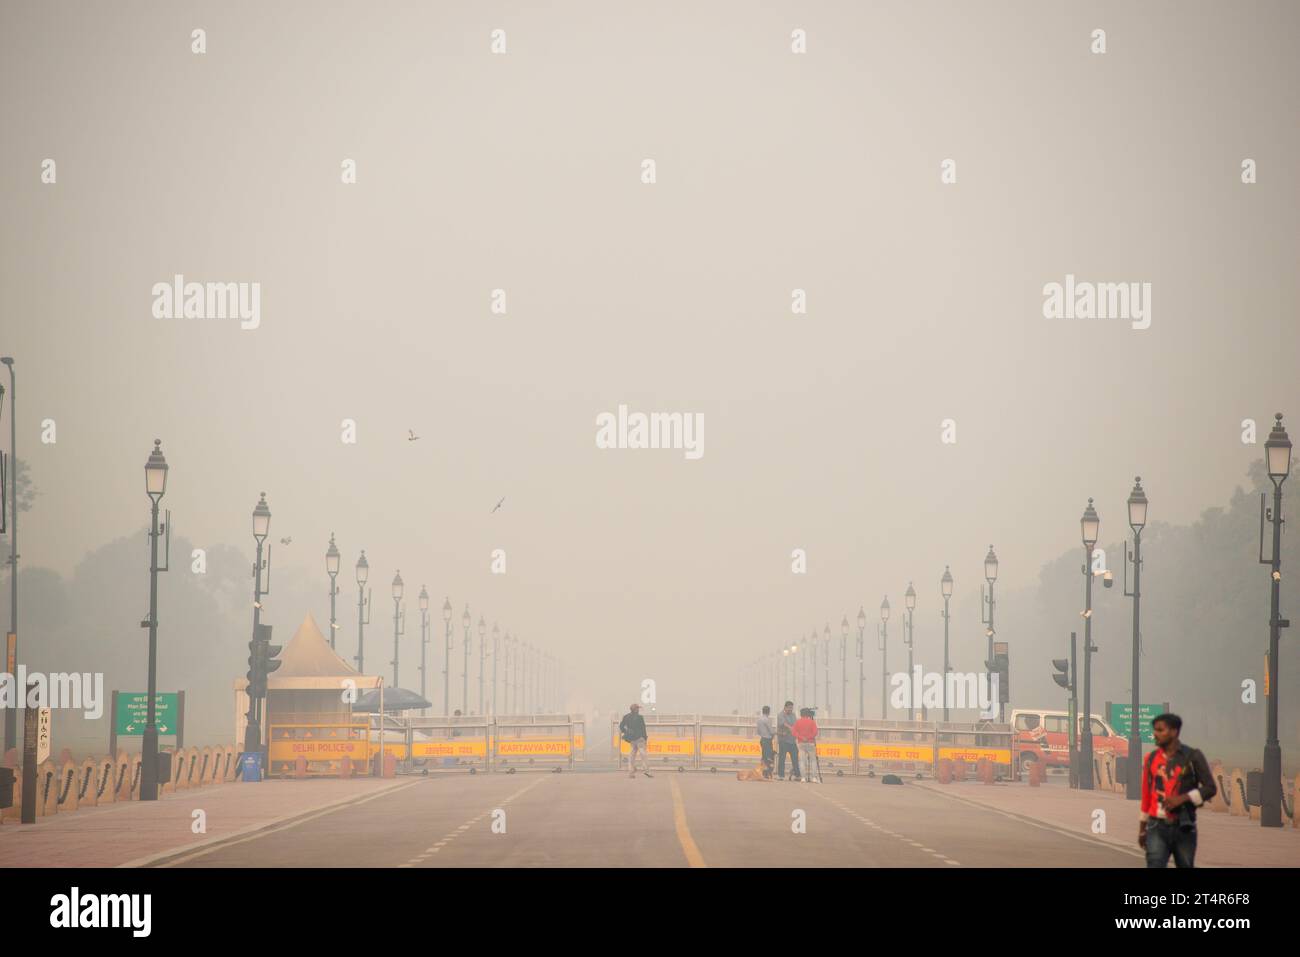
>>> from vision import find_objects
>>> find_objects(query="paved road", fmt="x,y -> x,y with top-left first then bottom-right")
160,771 -> 1142,867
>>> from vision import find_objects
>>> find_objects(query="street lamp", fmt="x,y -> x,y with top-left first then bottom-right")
840,616 -> 849,718
856,607 -> 866,719
879,597 -> 890,720
791,642 -> 800,704
390,571 -> 404,688
139,440 -> 169,803
941,566 -> 953,722
1079,498 -> 1100,790
1122,478 -> 1148,800
418,586 -> 430,715
491,622 -> 500,715
822,623 -> 832,713
355,551 -> 371,674
477,615 -> 487,714
1260,414 -> 1292,827
981,545 -> 998,708
904,583 -> 917,720
782,647 -> 790,703
325,534 -> 341,649
244,493 -> 272,758
461,605 -> 471,714
810,629 -> 818,709
441,597 -> 452,714
1,356 -> 15,757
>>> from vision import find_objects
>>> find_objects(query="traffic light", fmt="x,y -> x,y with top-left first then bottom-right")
1052,657 -> 1072,691
246,625 -> 281,699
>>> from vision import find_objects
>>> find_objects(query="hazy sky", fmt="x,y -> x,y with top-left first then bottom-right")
2,1 -> 1298,714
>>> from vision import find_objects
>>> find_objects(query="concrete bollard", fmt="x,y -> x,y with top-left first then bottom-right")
339,756 -> 352,779
382,752 -> 397,779
937,758 -> 953,784
952,759 -> 967,782
1028,761 -> 1043,786
294,756 -> 308,779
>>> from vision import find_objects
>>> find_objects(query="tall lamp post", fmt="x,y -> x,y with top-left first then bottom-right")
503,632 -> 513,713
325,534 -> 340,648
1122,478 -> 1148,800
389,572 -> 404,688
441,598 -> 452,714
139,440 -> 169,802
810,629 -> 818,709
904,583 -> 917,720
781,647 -> 790,702
941,566 -> 953,721
1260,414 -> 1292,827
418,587 -> 430,715
1079,499 -> 1100,790
354,552 -> 370,673
461,605 -> 471,713
1,356 -> 15,756
822,624 -> 832,713
840,616 -> 849,718
879,597 -> 890,719
477,616 -> 487,714
981,546 -> 998,711
245,493 -> 272,757
792,641 -> 802,704
491,622 -> 500,715
856,607 -> 866,718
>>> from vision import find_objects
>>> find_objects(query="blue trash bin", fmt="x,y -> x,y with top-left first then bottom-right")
240,752 -> 263,782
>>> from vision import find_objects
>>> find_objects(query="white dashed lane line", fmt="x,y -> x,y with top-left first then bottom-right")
809,788 -> 962,867
399,776 -> 548,868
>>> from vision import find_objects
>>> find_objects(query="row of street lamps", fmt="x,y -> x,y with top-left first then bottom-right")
741,548 -> 1003,722
326,538 -> 562,717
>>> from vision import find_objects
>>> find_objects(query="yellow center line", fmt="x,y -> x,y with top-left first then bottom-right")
668,777 -> 706,868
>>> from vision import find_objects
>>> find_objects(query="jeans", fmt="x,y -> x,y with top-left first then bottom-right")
798,742 -> 817,778
627,738 -> 648,774
759,737 -> 774,773
1145,819 -> 1198,868
777,738 -> 800,779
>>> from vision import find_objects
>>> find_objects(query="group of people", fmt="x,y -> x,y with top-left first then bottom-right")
756,701 -> 820,782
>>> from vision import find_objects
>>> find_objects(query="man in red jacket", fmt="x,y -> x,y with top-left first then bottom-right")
1138,713 -> 1216,868
792,708 -> 819,783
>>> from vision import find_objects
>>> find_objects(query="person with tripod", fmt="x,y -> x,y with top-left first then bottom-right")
793,707 -> 820,783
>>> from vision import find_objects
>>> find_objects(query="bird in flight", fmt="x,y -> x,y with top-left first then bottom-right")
280,537 -> 292,546
491,497 -> 505,514
408,430 -> 420,442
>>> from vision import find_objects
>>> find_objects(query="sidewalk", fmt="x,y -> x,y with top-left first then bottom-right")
915,778 -> 1300,867
0,777 -> 413,868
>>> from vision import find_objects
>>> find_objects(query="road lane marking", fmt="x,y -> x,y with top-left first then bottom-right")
669,777 -> 707,868
140,779 -> 420,868
403,774 -> 549,867
808,788 -> 960,867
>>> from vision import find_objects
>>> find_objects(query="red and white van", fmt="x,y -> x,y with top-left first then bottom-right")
1011,708 -> 1129,774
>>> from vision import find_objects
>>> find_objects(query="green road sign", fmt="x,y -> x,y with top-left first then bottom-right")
114,692 -> 179,736
1108,703 -> 1166,744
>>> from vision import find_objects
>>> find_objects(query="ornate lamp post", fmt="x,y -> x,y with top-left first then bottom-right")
325,534 -> 340,648
1122,478 -> 1148,799
1260,414 -> 1292,827
840,616 -> 850,718
441,598 -> 452,714
491,622 -> 501,715
389,571 -> 405,688
418,587 -> 430,715
244,493 -> 272,758
904,583 -> 917,720
941,566 -> 953,721
477,615 -> 487,714
354,552 -> 370,673
879,597 -> 890,719
856,607 -> 866,718
1079,499 -> 1100,790
139,441 -> 169,802
461,605 -> 471,713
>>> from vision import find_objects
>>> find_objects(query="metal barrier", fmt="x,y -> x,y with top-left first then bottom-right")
611,713 -> 699,770
697,714 -> 761,771
268,719 -> 370,777
934,721 -> 1015,779
494,714 -> 582,771
400,714 -> 492,773
856,719 -> 937,776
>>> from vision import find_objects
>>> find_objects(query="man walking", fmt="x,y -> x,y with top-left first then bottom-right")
775,700 -> 800,781
620,702 -> 653,778
756,705 -> 776,778
1138,713 -> 1216,868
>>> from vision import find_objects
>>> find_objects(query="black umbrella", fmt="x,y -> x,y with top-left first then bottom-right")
353,687 -> 433,713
